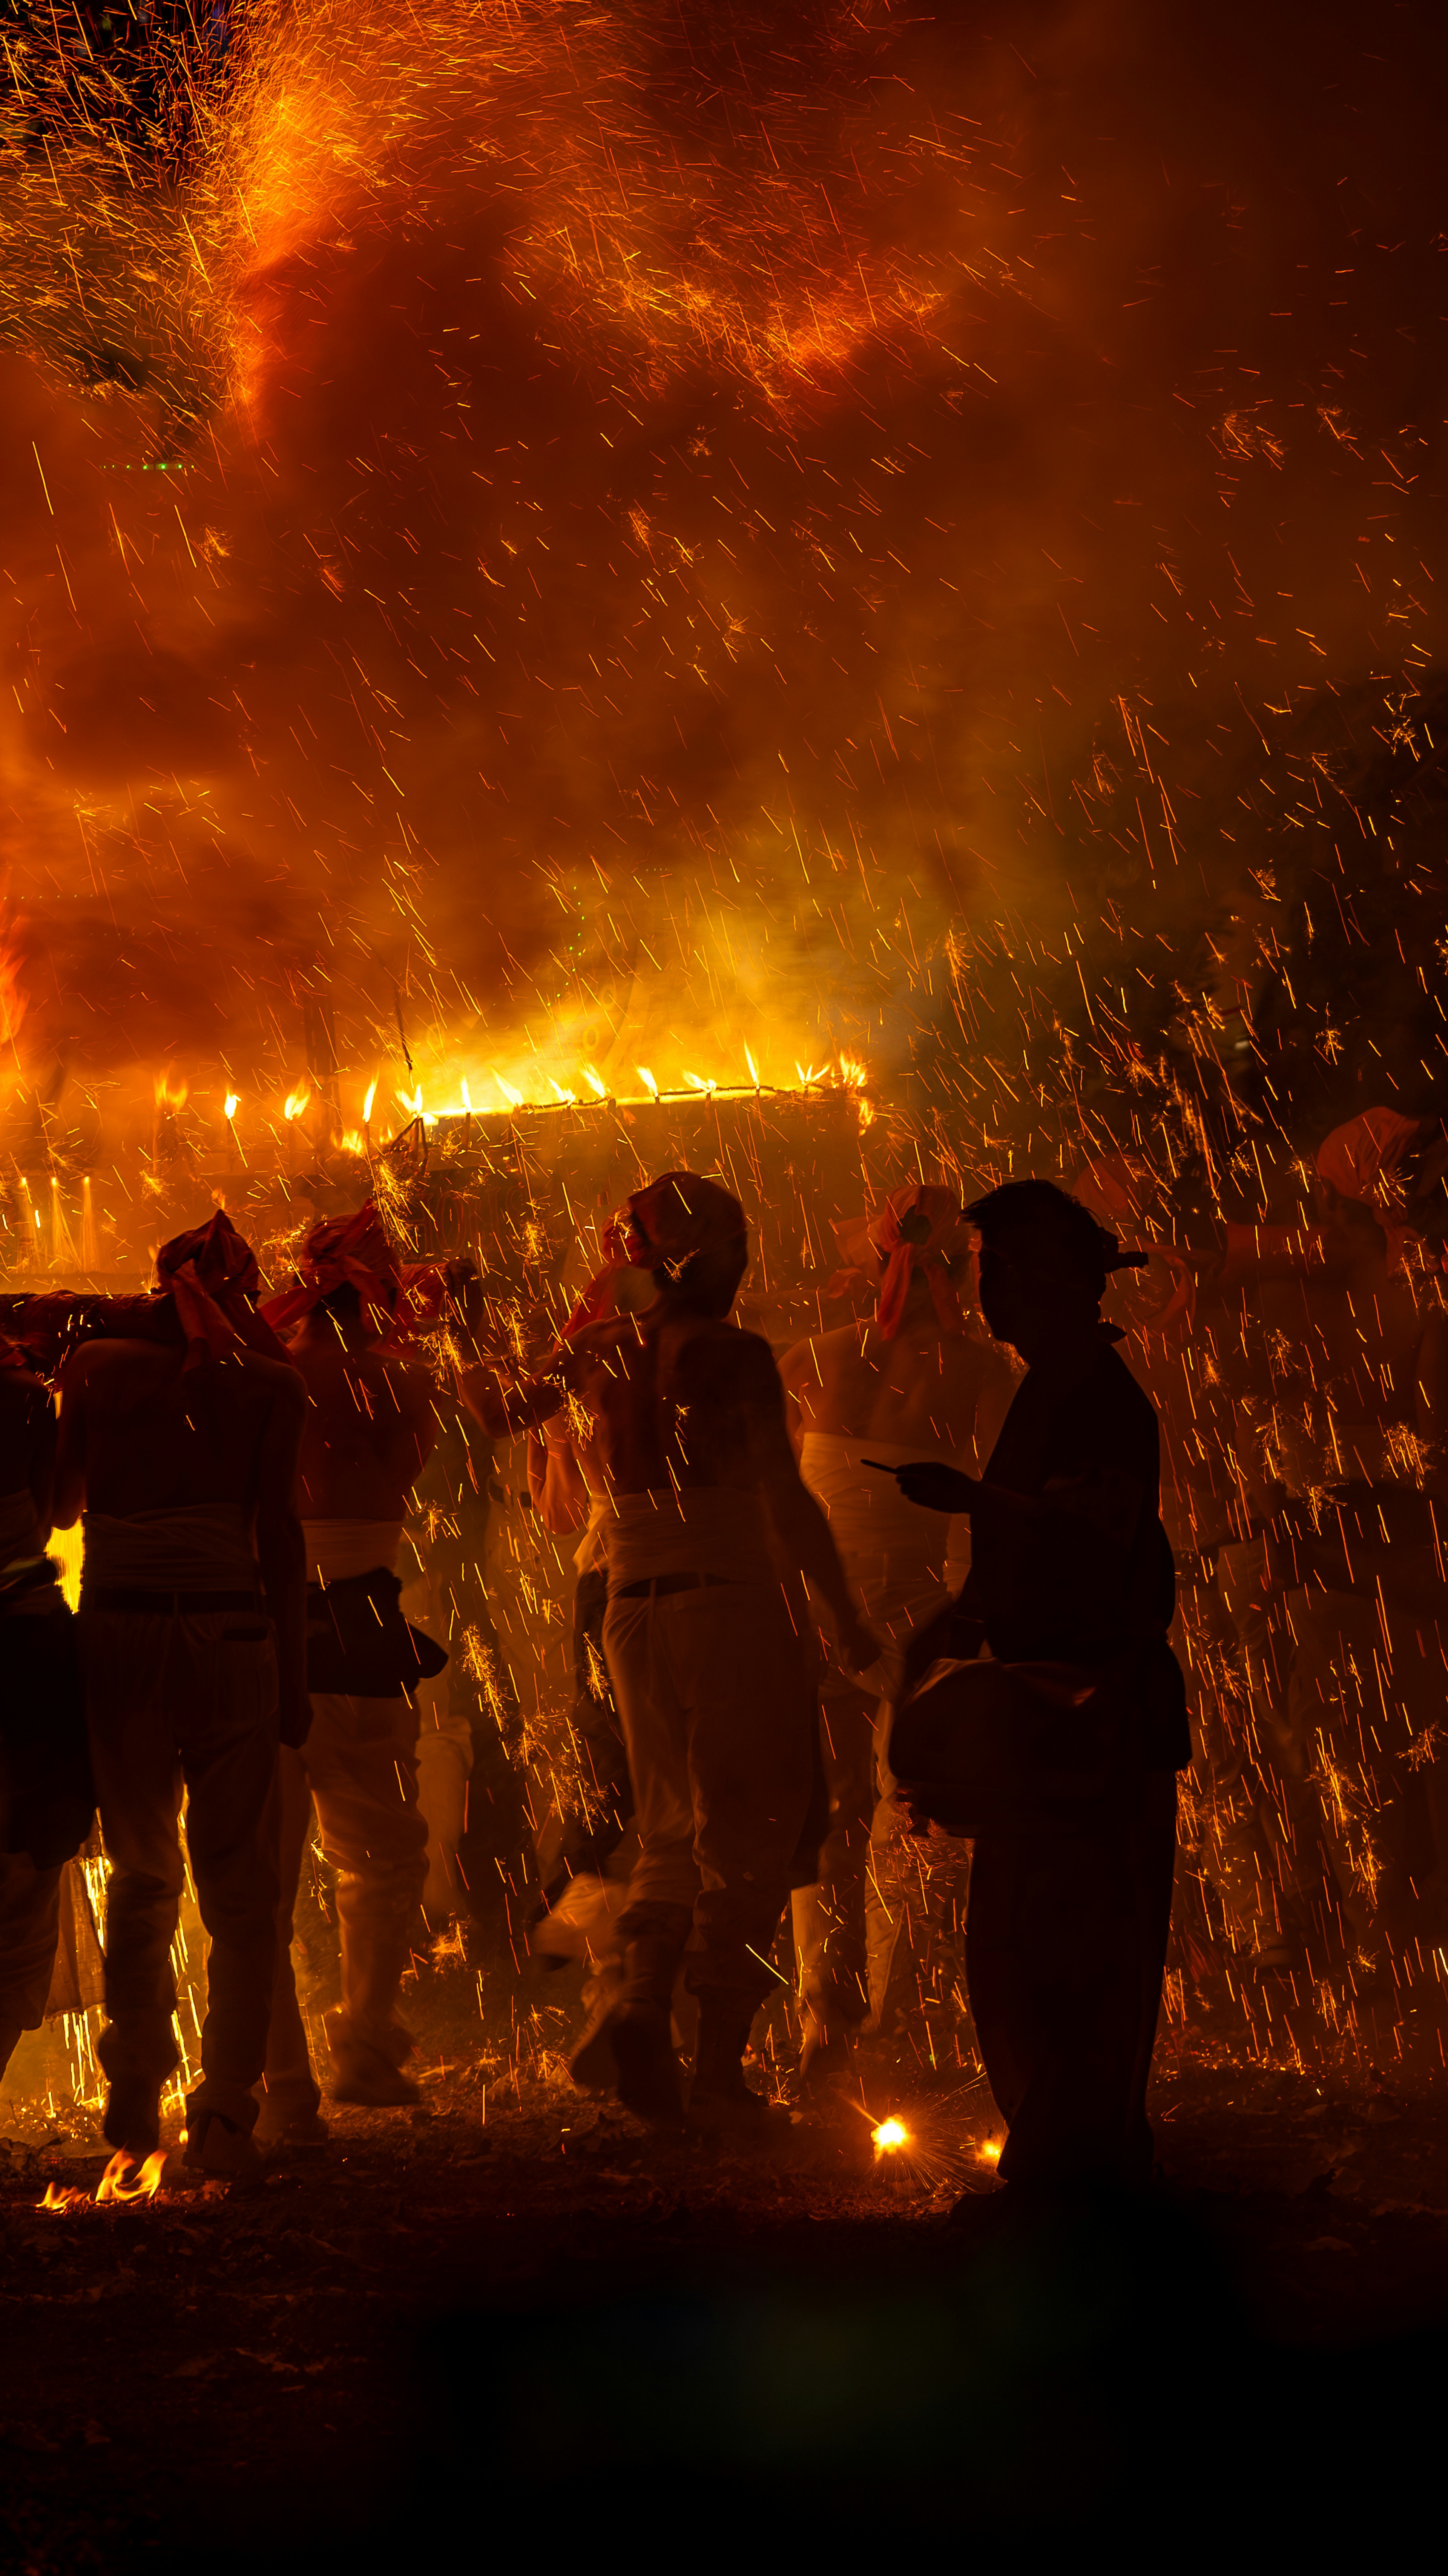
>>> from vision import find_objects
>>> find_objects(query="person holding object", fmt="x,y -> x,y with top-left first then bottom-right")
0,1325 -> 92,2086
884,1179 -> 1189,2195
778,1181 -> 1014,2080
53,1214 -> 307,2182
458,1169 -> 879,2135
256,1203 -> 440,2134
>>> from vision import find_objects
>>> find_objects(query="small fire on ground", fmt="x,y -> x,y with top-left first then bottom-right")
38,2150 -> 167,2212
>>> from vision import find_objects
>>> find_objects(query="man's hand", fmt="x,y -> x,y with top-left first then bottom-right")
887,1460 -> 978,1515
835,1608 -> 884,1676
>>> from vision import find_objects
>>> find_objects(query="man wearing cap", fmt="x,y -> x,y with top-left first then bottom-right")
52,1213 -> 308,2179
885,1179 -> 1189,2194
777,1182 -> 1014,2079
257,1202 -> 440,2130
459,1169 -> 878,2133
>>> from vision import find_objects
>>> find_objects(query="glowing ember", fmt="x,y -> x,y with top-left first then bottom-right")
979,2140 -> 1002,2168
95,2149 -> 167,2205
871,2117 -> 909,2157
223,1091 -> 240,1121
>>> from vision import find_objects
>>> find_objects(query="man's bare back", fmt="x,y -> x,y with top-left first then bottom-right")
285,1318 -> 437,1520
780,1277 -> 1015,1462
0,1365 -> 56,1541
55,1339 -> 303,1520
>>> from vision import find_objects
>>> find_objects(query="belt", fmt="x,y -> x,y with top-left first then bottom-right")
612,1572 -> 738,1600
84,1588 -> 264,1617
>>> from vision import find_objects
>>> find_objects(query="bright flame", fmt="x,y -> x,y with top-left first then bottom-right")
95,2149 -> 167,2204
154,1069 -> 189,1111
495,1072 -> 523,1108
548,1076 -> 578,1104
223,1091 -> 239,1121
362,1079 -> 377,1122
283,1085 -> 310,1122
979,2138 -> 1002,2167
340,1128 -> 366,1156
637,1065 -> 659,1100
460,1077 -> 473,1112
871,2117 -> 909,2157
582,1065 -> 608,1098
37,2181 -> 87,2212
682,1070 -> 717,1096
745,1047 -> 760,1086
395,1086 -> 423,1119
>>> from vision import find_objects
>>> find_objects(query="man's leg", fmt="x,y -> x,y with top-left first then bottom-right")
402,1558 -> 472,1921
256,1744 -> 325,2141
792,1682 -> 874,2070
172,1618 -> 281,2155
0,1850 -> 63,2082
596,1592 -> 696,2122
674,1586 -> 815,2125
303,1692 -> 429,2104
84,1610 -> 186,2155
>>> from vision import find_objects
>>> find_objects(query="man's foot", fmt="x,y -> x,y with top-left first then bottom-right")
612,2010 -> 684,2129
687,2079 -> 794,2142
568,1970 -> 624,2094
103,2076 -> 161,2160
329,2037 -> 422,2108
182,2104 -> 266,2186
255,2103 -> 330,2152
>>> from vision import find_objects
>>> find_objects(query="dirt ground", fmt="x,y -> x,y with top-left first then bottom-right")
4,1946 -> 1448,2571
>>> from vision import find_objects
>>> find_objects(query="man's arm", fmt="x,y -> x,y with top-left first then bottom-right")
741,1340 -> 879,1670
253,1370 -> 310,1749
52,1352 -> 90,1531
529,1429 -> 591,1534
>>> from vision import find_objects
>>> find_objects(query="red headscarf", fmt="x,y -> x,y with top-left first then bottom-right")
563,1169 -> 747,1338
154,1212 -> 291,1371
827,1182 -> 969,1340
1316,1107 -> 1429,1273
261,1201 -> 400,1337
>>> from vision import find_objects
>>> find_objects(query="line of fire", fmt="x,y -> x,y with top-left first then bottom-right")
3,0 -> 1448,2553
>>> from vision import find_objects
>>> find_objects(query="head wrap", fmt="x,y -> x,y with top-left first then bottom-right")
826,1183 -> 970,1340
563,1169 -> 747,1339
1315,1107 -> 1437,1274
261,1201 -> 400,1338
154,1211 -> 291,1371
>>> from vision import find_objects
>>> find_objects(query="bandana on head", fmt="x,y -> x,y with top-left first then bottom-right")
562,1168 -> 747,1339
261,1201 -> 400,1337
155,1211 -> 290,1371
1317,1107 -> 1431,1274
827,1183 -> 969,1340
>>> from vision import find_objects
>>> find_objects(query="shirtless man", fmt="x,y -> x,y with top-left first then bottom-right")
257,1203 -> 438,2131
778,1182 -> 1014,2074
459,1168 -> 877,2132
52,1215 -> 307,2180
0,1326 -> 89,2083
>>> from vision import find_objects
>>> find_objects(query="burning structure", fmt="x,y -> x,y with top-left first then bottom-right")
3,0 -> 1448,2112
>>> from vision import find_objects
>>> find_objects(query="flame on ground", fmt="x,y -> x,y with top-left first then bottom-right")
95,2149 -> 167,2204
871,2116 -> 909,2157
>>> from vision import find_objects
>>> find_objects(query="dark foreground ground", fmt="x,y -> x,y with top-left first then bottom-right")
5,1987 -> 1448,2572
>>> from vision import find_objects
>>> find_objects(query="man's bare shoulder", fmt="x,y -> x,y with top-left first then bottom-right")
63,1337 -> 178,1392
238,1350 -> 307,1406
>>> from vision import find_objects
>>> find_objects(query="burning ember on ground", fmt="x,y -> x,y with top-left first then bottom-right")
38,2152 -> 166,2212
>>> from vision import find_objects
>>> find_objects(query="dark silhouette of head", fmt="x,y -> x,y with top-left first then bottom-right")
966,1178 -> 1140,1357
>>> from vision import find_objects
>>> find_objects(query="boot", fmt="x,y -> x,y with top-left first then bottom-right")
688,1995 -> 792,2140
568,1960 -> 625,2094
326,2009 -> 421,2108
610,1918 -> 690,2129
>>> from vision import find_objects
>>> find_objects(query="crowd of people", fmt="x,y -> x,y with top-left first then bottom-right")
0,1098 -> 1444,2194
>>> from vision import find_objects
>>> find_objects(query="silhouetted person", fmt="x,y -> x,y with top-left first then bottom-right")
887,1181 -> 1189,2193
54,1215 -> 307,2181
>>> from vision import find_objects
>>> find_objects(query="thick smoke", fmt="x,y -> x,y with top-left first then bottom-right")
1,0 -> 1445,1180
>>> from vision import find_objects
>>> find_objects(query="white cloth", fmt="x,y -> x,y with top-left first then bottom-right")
575,1492 -> 610,1577
81,1503 -> 256,1592
604,1486 -> 775,1589
302,1518 -> 403,1583
800,1432 -> 963,1572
